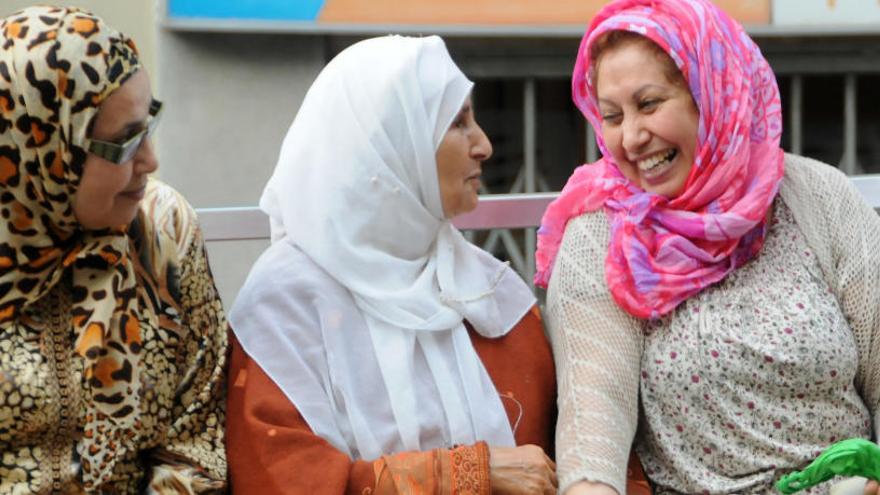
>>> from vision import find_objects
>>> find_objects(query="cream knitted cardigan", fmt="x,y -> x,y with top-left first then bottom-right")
545,154 -> 880,494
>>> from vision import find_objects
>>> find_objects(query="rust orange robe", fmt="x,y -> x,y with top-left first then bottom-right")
227,307 -> 649,494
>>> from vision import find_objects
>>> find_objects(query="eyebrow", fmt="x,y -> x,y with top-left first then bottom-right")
633,84 -> 668,99
108,119 -> 145,141
598,84 -> 670,106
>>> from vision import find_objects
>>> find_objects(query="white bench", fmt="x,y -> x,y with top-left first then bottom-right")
196,176 -> 880,242
196,175 -> 880,305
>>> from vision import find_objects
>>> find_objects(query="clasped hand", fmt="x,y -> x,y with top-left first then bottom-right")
489,444 -> 557,495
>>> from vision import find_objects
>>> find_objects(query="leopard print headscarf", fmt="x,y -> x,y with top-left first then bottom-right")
0,6 -> 146,488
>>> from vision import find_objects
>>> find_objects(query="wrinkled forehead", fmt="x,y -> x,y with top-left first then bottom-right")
586,19 -> 691,95
581,0 -> 745,109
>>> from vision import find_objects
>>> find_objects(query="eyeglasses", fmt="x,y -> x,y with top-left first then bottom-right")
87,99 -> 163,164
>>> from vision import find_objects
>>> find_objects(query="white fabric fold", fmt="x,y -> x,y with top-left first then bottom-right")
230,35 -> 535,459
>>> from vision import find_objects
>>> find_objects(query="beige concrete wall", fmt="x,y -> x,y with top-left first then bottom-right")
1,0 -> 159,90
155,31 -> 326,305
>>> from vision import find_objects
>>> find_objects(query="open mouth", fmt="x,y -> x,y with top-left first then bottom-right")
637,149 -> 677,174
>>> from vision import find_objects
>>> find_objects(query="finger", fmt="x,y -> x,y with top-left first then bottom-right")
549,467 -> 559,487
865,480 -> 880,495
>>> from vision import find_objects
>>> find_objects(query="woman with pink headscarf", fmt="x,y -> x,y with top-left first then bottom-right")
537,0 -> 880,493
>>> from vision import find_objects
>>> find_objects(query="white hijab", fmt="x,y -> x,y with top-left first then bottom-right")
230,35 -> 535,460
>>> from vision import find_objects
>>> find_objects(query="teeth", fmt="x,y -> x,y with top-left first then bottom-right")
638,149 -> 676,171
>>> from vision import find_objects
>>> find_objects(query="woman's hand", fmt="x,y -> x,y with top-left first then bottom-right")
564,480 -> 619,495
865,479 -> 879,495
489,444 -> 557,495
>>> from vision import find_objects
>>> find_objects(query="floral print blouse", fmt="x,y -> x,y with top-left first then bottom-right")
638,198 -> 871,494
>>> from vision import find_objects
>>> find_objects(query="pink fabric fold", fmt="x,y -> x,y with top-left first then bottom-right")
534,0 -> 784,319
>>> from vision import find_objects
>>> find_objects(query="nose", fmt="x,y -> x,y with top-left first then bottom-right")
621,115 -> 649,158
470,123 -> 493,161
133,137 -> 158,175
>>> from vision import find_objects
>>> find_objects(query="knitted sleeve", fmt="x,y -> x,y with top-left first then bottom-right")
818,166 -> 880,438
545,212 -> 643,495
782,154 -> 880,440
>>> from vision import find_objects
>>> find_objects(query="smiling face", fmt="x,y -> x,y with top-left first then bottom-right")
74,69 -> 158,230
594,36 -> 699,198
435,96 -> 493,218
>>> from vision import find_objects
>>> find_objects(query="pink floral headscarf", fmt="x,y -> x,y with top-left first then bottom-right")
534,0 -> 784,319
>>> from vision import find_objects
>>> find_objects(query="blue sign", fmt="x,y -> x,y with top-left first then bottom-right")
168,0 -> 325,21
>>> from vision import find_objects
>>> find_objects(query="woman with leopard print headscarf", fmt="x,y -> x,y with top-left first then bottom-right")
0,6 -> 227,493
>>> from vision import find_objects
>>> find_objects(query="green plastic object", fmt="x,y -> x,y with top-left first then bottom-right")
776,438 -> 880,494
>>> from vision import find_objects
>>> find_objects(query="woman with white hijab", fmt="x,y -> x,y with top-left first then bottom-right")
225,36 -> 557,494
